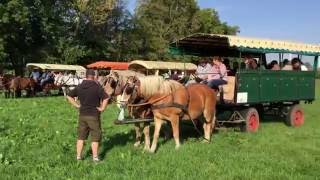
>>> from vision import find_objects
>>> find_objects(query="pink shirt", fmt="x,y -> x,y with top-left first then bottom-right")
208,63 -> 228,81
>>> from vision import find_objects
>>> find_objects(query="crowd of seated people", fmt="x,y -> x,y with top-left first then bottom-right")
30,69 -> 78,88
169,55 -> 311,92
266,58 -> 309,71
30,68 -> 55,87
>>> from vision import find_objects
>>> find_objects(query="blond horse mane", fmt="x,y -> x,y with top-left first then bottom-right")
138,76 -> 183,98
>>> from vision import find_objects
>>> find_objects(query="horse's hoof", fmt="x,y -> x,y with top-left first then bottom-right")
201,139 -> 210,143
175,145 -> 181,150
134,142 -> 141,147
143,146 -> 151,151
148,148 -> 156,153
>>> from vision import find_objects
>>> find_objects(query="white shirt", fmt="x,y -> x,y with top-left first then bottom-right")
196,63 -> 212,80
301,65 -> 308,71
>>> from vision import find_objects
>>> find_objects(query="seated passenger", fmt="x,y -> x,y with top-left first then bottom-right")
268,60 -> 280,70
30,68 -> 40,82
207,56 -> 228,90
291,58 -> 302,71
195,58 -> 212,83
243,56 -> 258,70
300,62 -> 309,71
281,59 -> 293,70
40,70 -> 53,86
171,70 -> 180,80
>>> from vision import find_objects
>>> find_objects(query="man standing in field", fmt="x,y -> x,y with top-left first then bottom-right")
66,69 -> 109,162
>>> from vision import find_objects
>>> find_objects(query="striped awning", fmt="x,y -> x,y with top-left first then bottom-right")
174,33 -> 320,56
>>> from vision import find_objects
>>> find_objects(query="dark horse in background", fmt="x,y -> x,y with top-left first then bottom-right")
9,77 -> 36,98
1,74 -> 59,98
0,74 -> 15,98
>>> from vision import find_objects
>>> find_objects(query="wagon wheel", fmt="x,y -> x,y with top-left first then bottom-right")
240,108 -> 260,132
285,104 -> 304,127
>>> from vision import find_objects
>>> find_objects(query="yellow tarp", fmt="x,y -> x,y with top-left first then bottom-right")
26,63 -> 86,71
129,60 -> 197,71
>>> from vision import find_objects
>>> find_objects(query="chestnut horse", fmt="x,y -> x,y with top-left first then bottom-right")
121,76 -> 217,153
104,71 -> 153,150
10,77 -> 36,97
0,74 -> 15,98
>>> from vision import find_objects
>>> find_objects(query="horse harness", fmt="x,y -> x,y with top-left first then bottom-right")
126,82 -> 208,141
127,85 -> 191,118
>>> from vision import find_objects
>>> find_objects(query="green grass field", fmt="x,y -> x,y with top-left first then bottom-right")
1,81 -> 320,179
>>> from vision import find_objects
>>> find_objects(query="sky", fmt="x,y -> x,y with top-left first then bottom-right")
127,0 -> 320,44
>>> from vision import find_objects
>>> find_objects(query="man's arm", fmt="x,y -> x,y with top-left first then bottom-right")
97,86 -> 109,112
67,96 -> 80,109
97,98 -> 108,112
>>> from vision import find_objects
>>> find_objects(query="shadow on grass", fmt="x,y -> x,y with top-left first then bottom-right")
260,114 -> 286,124
95,115 -> 288,157
93,120 -> 205,158
98,132 -> 133,160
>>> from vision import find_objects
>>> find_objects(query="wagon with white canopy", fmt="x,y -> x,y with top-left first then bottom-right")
172,33 -> 320,132
26,63 -> 86,78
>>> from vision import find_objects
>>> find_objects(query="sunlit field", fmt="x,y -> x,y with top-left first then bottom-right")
0,81 -> 319,179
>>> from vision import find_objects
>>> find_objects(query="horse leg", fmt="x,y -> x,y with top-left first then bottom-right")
133,123 -> 142,147
203,108 -> 216,142
143,122 -> 151,151
162,122 -> 172,140
149,117 -> 163,153
62,87 -> 66,97
170,115 -> 181,150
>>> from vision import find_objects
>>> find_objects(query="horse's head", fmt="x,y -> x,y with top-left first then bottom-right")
120,76 -> 142,105
104,72 -> 122,97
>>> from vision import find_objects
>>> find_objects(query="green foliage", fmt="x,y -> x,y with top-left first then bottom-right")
56,38 -> 88,64
0,0 -> 239,73
133,0 -> 238,60
0,81 -> 320,179
191,8 -> 239,35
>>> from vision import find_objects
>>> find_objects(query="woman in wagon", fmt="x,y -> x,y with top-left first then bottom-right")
207,56 -> 228,90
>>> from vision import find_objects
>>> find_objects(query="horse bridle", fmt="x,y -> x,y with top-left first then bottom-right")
105,76 -> 122,97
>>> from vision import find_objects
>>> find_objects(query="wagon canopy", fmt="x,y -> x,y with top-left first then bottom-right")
87,61 -> 129,70
129,60 -> 197,71
172,33 -> 320,56
26,63 -> 86,77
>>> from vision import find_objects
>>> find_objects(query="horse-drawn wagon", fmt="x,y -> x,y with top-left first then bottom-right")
26,63 -> 86,96
26,63 -> 86,78
103,35 -> 319,152
172,33 -> 320,132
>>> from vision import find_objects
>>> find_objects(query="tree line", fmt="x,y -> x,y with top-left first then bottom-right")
0,0 -> 239,75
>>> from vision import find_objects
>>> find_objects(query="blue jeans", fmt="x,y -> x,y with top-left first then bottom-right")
208,79 -> 227,89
